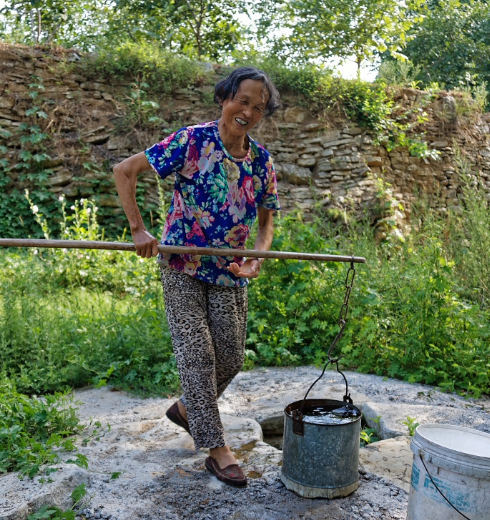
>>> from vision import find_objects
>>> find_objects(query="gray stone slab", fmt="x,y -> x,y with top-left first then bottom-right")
362,402 -> 490,440
359,436 -> 413,492
0,467 -> 90,520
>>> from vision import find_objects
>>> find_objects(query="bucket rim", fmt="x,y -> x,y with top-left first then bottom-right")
413,423 -> 490,463
284,398 -> 362,426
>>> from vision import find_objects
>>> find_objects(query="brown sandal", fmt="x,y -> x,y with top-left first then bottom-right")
205,456 -> 247,487
166,401 -> 191,435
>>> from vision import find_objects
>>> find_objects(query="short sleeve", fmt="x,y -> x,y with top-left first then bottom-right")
145,128 -> 190,180
258,156 -> 281,211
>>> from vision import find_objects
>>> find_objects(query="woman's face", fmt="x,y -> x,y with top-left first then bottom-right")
219,79 -> 269,140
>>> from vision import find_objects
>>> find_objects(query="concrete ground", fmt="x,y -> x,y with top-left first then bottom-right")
1,367 -> 489,520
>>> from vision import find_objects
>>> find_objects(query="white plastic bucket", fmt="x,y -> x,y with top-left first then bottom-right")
407,424 -> 490,520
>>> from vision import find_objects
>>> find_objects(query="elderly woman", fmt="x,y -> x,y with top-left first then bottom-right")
113,67 -> 281,487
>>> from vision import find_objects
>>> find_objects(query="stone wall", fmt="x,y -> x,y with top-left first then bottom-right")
2,43 -> 490,232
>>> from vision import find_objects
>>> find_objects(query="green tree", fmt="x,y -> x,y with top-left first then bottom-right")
0,0 -> 109,49
393,0 -> 490,90
257,0 -> 425,76
109,0 -> 249,60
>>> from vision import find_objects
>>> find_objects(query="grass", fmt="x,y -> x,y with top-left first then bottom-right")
1,161 -> 489,399
1,202 -> 489,399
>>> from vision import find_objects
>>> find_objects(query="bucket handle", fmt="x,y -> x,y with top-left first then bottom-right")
292,261 -> 356,436
292,358 -> 353,436
419,451 -> 471,520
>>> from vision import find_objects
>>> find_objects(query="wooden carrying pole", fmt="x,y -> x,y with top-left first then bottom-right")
0,239 -> 366,264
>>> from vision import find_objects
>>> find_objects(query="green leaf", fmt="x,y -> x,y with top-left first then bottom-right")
70,483 -> 87,503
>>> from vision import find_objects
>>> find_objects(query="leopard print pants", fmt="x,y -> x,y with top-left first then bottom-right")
160,266 -> 248,449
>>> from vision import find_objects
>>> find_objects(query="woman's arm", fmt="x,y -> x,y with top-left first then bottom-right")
113,152 -> 159,258
227,206 -> 274,279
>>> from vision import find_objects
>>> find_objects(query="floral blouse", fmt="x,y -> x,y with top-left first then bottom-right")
145,120 -> 281,286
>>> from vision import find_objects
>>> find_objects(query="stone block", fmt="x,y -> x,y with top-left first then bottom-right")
297,157 -> 316,167
322,137 -> 354,149
431,140 -> 449,148
316,159 -> 333,172
331,156 -> 352,163
62,185 -> 79,197
281,163 -> 312,185
316,171 -> 331,179
366,156 -> 382,167
302,146 -> 322,155
358,180 -> 375,187
303,137 -> 323,146
276,152 -> 299,163
0,97 -> 14,109
80,81 -> 107,91
348,187 -> 363,198
342,127 -> 363,136
320,149 -> 333,157
7,82 -> 28,92
359,437 -> 412,492
303,123 -> 322,132
44,169 -> 72,187
314,179 -> 331,188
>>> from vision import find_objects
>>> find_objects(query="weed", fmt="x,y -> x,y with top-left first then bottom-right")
0,379 -> 83,477
402,416 -> 420,436
27,483 -> 89,520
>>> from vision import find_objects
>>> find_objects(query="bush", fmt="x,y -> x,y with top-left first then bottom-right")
1,184 -> 489,398
79,41 -> 210,93
0,379 -> 82,477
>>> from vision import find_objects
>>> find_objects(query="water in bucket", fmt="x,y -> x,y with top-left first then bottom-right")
303,404 -> 361,425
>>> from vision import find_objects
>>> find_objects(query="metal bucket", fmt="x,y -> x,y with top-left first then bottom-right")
281,398 -> 362,498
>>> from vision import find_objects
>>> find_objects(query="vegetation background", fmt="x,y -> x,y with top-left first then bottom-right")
1,0 -> 489,487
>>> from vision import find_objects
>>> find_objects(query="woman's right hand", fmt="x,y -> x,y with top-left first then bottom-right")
132,227 -> 159,258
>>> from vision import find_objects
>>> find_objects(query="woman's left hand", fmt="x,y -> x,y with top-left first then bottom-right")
227,258 -> 264,279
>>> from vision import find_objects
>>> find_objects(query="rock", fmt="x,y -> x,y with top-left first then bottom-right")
80,82 -> 106,91
302,146 -> 322,155
359,437 -> 413,492
44,169 -> 73,187
303,123 -> 322,132
366,157 -> 383,167
81,126 -> 112,145
0,467 -> 90,520
275,152 -> 299,163
343,127 -> 363,136
431,141 -> 449,149
297,156 -> 316,168
281,163 -> 312,185
362,402 -> 489,440
322,138 -> 355,149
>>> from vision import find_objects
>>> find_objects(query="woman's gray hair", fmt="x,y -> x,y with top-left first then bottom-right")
214,67 -> 281,117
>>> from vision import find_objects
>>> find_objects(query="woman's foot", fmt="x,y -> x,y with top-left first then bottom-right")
205,446 -> 247,487
209,445 -> 238,469
166,401 -> 190,435
177,400 -> 188,421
